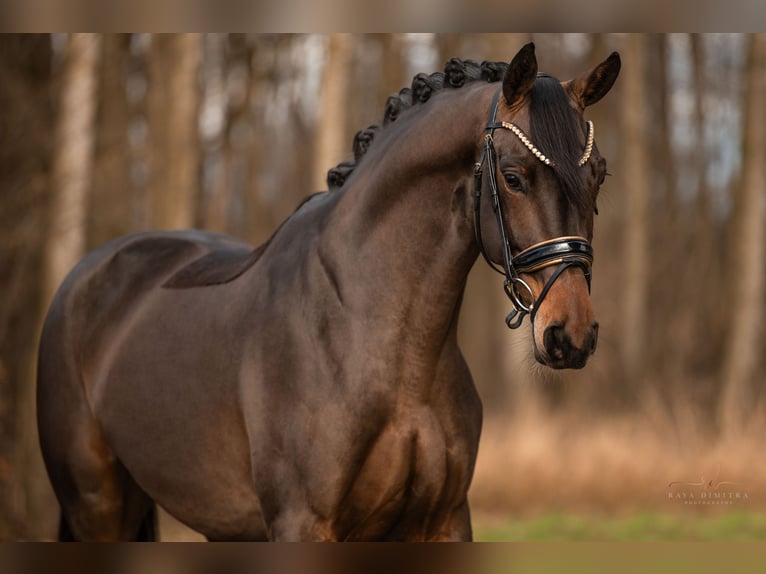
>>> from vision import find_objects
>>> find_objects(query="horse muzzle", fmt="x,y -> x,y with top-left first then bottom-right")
535,319 -> 599,369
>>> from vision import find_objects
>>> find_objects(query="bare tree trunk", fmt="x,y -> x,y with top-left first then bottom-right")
147,34 -> 201,229
648,36 -> 679,386
720,34 -> 766,434
620,34 -> 650,383
436,33 -> 463,66
89,34 -> 131,248
376,34 -> 405,108
244,35 -> 277,246
45,34 -> 101,305
691,34 -> 713,241
656,35 -> 678,216
347,35 -> 383,141
645,35 -> 685,403
203,33 -> 234,233
313,33 -> 353,192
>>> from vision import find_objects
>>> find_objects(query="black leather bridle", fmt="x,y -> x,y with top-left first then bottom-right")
473,87 -> 594,329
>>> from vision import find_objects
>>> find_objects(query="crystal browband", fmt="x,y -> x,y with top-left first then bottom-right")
498,120 -> 594,168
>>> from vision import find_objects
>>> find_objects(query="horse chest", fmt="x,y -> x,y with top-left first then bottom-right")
336,407 -> 473,540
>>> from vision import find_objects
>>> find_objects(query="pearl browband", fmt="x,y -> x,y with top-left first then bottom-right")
497,120 -> 595,168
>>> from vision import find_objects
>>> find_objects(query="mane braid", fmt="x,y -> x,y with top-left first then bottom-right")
412,72 -> 444,103
326,58 -> 508,191
528,75 -> 589,213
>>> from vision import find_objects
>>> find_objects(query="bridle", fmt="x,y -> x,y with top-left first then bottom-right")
473,87 -> 595,329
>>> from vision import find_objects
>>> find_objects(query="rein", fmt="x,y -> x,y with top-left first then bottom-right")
473,87 -> 594,329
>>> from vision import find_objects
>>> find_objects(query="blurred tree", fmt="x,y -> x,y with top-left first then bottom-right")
345,35 -> 387,143
313,33 -> 353,192
274,36 -> 315,218
244,34 -> 279,245
0,33 -> 54,540
482,33 -> 531,62
653,34 -> 678,228
643,34 -> 684,411
205,34 -> 253,235
45,33 -> 101,305
720,34 -> 766,434
620,35 -> 650,386
686,34 -> 724,415
374,33 -> 405,111
147,34 -> 202,229
691,34 -> 709,219
89,34 -> 132,247
436,33 -> 463,65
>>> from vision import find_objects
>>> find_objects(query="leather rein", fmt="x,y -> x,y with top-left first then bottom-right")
473,87 -> 595,329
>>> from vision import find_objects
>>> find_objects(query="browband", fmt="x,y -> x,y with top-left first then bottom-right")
486,120 -> 595,167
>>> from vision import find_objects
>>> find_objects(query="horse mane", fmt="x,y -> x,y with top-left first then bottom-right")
326,58 -> 509,190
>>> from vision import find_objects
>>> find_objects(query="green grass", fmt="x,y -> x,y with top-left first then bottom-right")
475,511 -> 766,541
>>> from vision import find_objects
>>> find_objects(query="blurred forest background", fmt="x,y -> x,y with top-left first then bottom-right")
1,33 -> 765,540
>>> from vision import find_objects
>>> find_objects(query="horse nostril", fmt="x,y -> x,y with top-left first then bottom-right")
543,321 -> 568,360
543,321 -> 597,367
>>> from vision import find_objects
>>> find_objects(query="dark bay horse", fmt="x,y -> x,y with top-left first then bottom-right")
37,43 -> 620,541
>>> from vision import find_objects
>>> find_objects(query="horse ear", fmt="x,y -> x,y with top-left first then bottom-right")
566,52 -> 621,109
502,42 -> 538,108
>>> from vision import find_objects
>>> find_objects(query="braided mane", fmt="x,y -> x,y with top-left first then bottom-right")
326,58 -> 509,190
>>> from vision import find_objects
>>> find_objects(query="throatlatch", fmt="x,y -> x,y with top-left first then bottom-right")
473,87 -> 594,329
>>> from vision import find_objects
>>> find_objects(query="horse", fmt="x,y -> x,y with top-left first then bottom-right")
37,43 -> 620,541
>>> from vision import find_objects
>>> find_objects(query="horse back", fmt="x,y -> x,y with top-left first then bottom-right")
43,231 -> 250,370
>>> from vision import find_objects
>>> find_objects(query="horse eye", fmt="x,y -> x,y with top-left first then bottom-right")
504,172 -> 523,191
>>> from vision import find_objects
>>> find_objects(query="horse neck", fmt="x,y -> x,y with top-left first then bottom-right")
322,86 -> 490,353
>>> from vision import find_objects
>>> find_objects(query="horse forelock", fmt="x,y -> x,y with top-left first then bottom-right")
529,75 -> 591,214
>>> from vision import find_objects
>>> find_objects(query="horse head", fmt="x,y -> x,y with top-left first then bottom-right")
475,43 -> 621,369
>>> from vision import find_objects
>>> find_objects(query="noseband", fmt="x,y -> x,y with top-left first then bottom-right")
473,87 -> 594,329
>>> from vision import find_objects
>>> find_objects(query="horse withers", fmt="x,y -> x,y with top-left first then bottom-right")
37,43 -> 620,541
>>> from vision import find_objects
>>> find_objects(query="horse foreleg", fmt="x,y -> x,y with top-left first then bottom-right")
268,509 -> 337,541
429,500 -> 473,542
